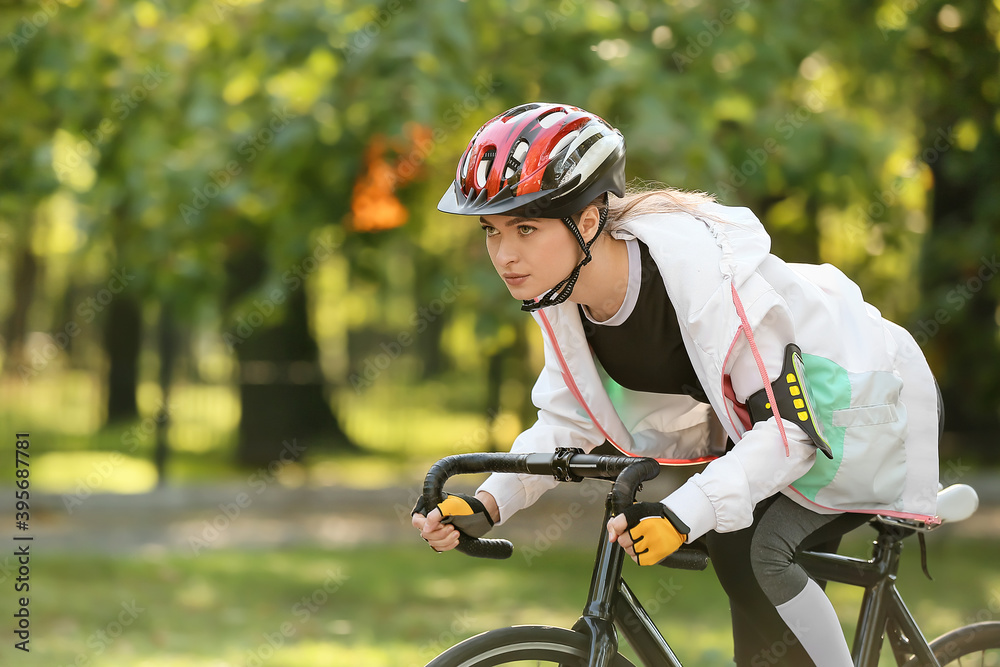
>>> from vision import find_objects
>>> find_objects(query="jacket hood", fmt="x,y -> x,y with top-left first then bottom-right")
610,202 -> 772,288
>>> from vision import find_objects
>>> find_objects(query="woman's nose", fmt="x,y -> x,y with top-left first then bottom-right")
493,237 -> 517,266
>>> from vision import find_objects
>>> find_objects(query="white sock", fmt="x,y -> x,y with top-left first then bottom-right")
774,578 -> 853,667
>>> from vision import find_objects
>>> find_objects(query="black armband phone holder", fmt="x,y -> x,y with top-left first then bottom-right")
745,343 -> 834,459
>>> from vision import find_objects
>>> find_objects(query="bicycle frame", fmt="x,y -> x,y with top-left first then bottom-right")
573,494 -> 940,667
568,493 -> 686,667
421,452 -> 949,667
796,526 -> 939,667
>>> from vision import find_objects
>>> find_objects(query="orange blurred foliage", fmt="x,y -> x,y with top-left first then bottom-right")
350,123 -> 433,232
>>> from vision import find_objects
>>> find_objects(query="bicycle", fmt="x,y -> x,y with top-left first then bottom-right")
420,449 -> 998,666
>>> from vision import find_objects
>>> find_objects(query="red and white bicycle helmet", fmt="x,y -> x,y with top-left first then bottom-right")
438,103 -> 627,310
438,102 -> 626,219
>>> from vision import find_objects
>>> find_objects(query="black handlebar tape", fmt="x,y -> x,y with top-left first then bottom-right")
423,453 -> 533,505
423,454 -> 530,560
609,458 -> 661,516
659,547 -> 710,571
455,533 -> 514,559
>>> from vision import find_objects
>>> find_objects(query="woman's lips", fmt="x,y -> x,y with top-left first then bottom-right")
503,273 -> 529,286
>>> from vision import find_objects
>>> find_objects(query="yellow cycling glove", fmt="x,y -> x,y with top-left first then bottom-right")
412,493 -> 495,538
622,502 -> 690,566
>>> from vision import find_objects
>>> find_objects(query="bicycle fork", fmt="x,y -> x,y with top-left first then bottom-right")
571,493 -> 683,667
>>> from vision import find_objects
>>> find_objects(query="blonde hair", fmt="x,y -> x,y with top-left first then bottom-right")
576,180 -> 718,232
610,181 -> 718,231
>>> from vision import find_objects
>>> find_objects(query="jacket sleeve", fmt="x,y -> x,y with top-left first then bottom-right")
661,292 -> 820,540
477,330 -> 609,524
663,418 -> 819,539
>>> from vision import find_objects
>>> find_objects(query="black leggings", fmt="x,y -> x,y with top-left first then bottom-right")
703,494 -> 870,666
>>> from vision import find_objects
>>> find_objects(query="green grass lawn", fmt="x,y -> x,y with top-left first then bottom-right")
8,534 -> 1000,666
3,375 -> 998,664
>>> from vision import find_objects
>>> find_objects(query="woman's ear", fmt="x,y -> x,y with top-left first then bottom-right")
576,205 -> 603,244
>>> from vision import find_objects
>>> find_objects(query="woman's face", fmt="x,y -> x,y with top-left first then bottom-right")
479,214 -> 582,301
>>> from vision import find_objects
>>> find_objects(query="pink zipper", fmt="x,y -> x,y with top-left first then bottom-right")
729,283 -> 790,456
537,310 -> 620,447
537,309 -> 717,466
786,486 -> 940,525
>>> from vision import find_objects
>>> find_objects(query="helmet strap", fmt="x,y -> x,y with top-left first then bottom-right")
521,195 -> 609,312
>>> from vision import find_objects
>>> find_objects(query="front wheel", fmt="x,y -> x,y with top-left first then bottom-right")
425,625 -> 636,667
904,621 -> 1000,666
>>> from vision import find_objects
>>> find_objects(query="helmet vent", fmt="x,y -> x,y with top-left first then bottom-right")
476,148 -> 496,189
503,103 -> 540,121
548,130 -> 580,161
538,110 -> 567,128
504,140 -> 529,180
459,150 -> 471,182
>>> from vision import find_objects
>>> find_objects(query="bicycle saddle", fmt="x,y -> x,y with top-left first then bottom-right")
934,483 -> 979,524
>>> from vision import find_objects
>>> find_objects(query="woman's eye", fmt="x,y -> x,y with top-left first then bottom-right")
481,226 -> 498,237
517,225 -> 535,235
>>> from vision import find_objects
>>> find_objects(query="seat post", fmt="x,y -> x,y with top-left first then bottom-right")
851,526 -> 906,665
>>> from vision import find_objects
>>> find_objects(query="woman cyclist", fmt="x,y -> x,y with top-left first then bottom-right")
412,102 -> 941,667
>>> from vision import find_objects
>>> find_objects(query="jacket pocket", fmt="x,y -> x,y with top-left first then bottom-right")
832,404 -> 897,428
794,361 -> 908,509
825,370 -> 907,507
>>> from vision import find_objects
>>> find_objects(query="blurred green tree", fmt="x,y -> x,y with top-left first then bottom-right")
1,0 -> 997,473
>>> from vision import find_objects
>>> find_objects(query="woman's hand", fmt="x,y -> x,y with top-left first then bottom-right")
607,502 -> 689,566
412,507 -> 462,552
412,491 -> 499,552
606,513 -> 638,561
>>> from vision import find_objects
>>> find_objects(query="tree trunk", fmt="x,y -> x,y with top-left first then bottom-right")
103,296 -> 142,423
3,246 -> 39,373
484,350 -> 503,453
924,161 -> 999,430
226,245 -> 356,467
155,301 -> 177,487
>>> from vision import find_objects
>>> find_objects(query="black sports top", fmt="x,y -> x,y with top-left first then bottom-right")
580,239 -> 708,403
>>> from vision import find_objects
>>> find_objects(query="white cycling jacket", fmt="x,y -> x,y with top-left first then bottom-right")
477,203 -> 940,541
